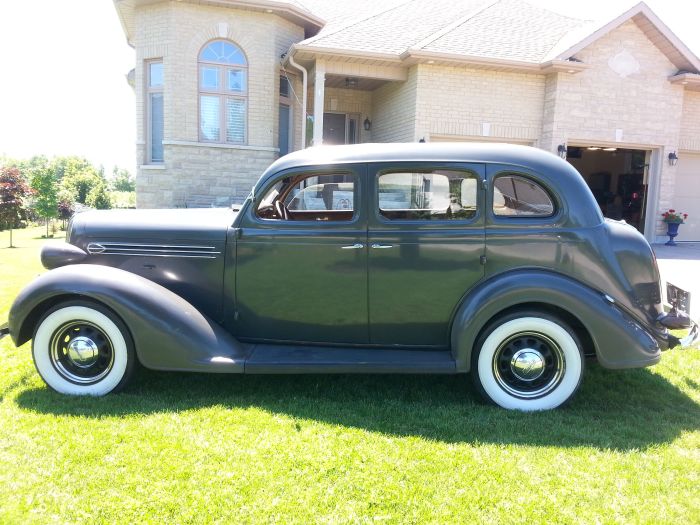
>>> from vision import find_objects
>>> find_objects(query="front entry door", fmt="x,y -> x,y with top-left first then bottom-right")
234,165 -> 368,344
367,162 -> 486,347
323,113 -> 359,145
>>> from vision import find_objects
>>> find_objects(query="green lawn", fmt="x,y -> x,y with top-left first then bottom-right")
1,226 -> 699,524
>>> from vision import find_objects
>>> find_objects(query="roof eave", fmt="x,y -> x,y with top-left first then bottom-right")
289,43 -> 404,65
404,50 -> 590,74
669,72 -> 700,91
113,0 -> 325,45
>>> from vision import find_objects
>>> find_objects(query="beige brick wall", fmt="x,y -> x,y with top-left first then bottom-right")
680,91 -> 700,152
542,20 -> 686,239
133,2 -> 304,208
371,67 -> 418,142
415,64 -> 545,144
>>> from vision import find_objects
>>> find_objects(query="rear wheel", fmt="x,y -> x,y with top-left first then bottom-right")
32,301 -> 135,396
472,312 -> 584,411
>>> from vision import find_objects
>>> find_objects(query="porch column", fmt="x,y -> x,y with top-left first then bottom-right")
313,61 -> 325,146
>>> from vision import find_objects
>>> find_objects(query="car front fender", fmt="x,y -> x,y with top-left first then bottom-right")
8,265 -> 250,372
451,269 -> 661,372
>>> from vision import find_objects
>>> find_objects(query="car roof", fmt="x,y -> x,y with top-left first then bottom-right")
264,142 -> 564,174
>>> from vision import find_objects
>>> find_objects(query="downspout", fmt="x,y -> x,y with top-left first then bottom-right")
286,46 -> 308,149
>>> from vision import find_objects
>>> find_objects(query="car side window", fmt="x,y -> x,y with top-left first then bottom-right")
378,169 -> 477,221
493,174 -> 555,217
256,172 -> 356,221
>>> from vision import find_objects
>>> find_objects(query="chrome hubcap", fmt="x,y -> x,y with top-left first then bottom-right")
49,321 -> 114,384
492,331 -> 565,399
67,337 -> 99,368
510,349 -> 545,381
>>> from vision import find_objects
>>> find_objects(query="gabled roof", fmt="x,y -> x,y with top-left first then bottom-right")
546,2 -> 700,72
291,0 -> 699,75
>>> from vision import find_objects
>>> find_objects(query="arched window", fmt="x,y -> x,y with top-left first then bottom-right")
199,40 -> 248,144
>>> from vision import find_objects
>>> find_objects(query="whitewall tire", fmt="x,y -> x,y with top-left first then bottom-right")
472,313 -> 584,411
32,302 -> 135,396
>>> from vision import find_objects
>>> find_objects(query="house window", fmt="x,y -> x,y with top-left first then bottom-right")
199,40 -> 248,144
279,76 -> 292,157
147,60 -> 164,163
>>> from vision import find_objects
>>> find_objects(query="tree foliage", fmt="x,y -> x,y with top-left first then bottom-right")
111,166 -> 135,192
86,181 -> 112,210
30,164 -> 59,237
0,166 -> 31,246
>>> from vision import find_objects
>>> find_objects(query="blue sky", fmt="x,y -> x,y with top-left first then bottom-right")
0,0 -> 697,175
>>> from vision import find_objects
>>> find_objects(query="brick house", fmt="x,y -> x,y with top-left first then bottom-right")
114,0 -> 700,242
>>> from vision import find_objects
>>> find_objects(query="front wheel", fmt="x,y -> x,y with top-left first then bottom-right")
472,313 -> 584,411
32,301 -> 135,396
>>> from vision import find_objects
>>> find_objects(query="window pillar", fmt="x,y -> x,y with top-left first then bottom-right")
313,61 -> 325,146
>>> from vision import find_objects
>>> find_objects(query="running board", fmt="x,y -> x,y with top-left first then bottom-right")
244,345 -> 457,374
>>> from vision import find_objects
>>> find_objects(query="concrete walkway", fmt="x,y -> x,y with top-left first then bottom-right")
652,243 -> 700,318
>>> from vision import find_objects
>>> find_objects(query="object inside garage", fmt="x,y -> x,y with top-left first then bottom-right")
567,146 -> 649,233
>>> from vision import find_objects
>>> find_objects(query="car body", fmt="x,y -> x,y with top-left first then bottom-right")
2,143 -> 690,410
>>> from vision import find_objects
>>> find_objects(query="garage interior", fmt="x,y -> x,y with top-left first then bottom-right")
567,146 -> 649,233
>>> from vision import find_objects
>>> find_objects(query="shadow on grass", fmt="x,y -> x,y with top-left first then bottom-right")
15,362 -> 700,451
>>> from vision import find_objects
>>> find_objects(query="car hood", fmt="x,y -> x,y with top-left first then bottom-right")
69,208 -> 237,243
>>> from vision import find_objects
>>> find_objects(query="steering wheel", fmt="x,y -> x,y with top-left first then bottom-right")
274,200 -> 290,220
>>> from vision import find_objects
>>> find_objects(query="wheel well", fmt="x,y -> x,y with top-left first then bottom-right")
476,302 -> 597,359
16,295 -> 131,349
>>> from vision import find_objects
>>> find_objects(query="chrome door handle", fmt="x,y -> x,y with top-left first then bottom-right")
341,243 -> 365,250
371,243 -> 394,249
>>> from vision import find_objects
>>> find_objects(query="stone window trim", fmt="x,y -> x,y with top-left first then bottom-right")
198,39 -> 248,145
146,59 -> 164,164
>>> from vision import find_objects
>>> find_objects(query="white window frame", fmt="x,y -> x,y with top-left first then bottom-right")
198,40 -> 248,144
146,59 -> 164,164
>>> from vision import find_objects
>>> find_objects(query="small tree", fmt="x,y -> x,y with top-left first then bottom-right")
86,181 -> 112,210
0,166 -> 30,247
57,198 -> 75,229
61,171 -> 104,204
111,166 -> 135,192
30,166 -> 59,238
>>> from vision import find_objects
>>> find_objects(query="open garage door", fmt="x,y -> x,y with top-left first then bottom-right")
675,153 -> 700,241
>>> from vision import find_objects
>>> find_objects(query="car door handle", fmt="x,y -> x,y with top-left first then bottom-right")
371,243 -> 394,249
341,243 -> 365,250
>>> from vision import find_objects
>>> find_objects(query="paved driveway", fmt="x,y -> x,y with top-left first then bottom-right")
653,243 -> 700,318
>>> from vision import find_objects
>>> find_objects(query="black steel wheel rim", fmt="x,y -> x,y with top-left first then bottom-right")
49,321 -> 115,384
492,331 -> 565,399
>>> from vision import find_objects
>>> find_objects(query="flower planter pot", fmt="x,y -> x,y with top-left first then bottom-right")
665,222 -> 681,246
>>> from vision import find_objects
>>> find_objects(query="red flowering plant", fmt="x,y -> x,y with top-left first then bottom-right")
661,208 -> 688,224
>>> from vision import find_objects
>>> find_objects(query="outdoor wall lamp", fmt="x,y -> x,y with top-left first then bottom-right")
364,118 -> 371,131
557,143 -> 567,159
668,151 -> 679,166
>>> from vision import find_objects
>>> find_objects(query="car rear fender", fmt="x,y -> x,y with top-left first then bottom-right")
8,265 -> 250,372
451,269 -> 661,372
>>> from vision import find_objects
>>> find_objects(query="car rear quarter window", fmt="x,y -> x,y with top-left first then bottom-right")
493,174 -> 555,217
378,169 -> 477,221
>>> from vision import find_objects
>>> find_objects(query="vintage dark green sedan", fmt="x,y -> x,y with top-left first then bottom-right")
2,143 -> 695,410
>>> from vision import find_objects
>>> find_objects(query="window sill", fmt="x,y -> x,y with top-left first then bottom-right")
162,140 -> 279,152
139,164 -> 166,170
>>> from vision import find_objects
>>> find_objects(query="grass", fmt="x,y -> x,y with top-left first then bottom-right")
1,226 -> 699,524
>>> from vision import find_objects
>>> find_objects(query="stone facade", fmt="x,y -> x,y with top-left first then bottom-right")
132,2 -> 304,208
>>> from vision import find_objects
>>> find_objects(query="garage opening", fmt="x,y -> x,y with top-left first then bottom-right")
566,146 -> 649,233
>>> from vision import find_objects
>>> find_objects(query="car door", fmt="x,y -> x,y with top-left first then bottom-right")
367,162 -> 486,347
234,164 -> 368,344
